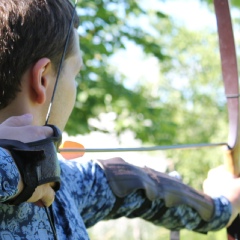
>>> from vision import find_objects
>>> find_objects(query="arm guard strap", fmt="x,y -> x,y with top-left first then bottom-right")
97,157 -> 214,222
0,124 -> 61,205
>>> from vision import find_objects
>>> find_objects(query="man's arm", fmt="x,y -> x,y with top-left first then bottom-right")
0,147 -> 21,201
60,157 -> 232,233
203,165 -> 240,227
97,158 -> 231,233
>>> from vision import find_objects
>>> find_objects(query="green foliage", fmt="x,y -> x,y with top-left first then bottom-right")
203,0 -> 240,8
66,0 -> 169,137
149,19 -> 229,187
67,0 -> 229,148
66,0 -> 231,188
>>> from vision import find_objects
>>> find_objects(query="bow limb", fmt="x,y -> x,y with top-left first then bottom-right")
214,0 -> 240,239
214,0 -> 240,176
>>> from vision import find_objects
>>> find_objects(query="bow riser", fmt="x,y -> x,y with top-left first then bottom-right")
214,0 -> 240,239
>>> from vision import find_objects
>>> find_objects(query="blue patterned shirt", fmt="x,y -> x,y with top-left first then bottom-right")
0,147 -> 231,240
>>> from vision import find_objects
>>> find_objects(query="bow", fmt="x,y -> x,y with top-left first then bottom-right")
214,0 -> 240,239
59,0 -> 240,239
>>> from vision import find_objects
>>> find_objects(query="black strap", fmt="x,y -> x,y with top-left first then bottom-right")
0,124 -> 62,205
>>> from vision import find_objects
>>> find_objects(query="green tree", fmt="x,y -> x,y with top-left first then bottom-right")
67,0 -> 172,140
66,0 -> 231,152
67,0 -> 231,189
150,17 -> 228,188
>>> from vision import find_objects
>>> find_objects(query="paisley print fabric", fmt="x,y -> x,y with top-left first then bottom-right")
0,148 -> 20,202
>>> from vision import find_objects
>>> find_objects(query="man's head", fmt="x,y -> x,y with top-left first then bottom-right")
0,0 -> 81,129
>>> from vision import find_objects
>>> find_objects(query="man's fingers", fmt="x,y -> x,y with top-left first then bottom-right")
42,126 -> 54,138
0,114 -> 53,141
25,125 -> 53,141
1,114 -> 33,127
206,165 -> 235,181
41,187 -> 56,207
28,183 -> 56,207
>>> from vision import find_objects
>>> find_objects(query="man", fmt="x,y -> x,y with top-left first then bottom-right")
0,0 -> 240,239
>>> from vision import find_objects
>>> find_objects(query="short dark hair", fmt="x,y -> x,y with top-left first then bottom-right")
0,0 -> 79,109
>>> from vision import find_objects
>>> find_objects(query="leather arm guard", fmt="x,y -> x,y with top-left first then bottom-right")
0,124 -> 61,205
97,157 -> 214,222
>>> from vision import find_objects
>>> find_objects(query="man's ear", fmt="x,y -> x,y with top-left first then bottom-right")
31,58 -> 51,104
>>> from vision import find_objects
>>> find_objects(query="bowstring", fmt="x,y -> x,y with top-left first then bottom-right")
44,1 -> 78,239
45,0 -> 78,124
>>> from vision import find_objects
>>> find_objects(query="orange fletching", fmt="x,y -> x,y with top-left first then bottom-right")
59,141 -> 85,160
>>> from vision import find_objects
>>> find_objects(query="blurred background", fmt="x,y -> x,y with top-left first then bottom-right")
64,0 -> 240,239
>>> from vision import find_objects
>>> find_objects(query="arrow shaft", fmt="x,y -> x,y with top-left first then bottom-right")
60,142 -> 227,153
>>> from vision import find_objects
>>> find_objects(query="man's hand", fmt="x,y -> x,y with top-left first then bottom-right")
203,165 -> 240,226
27,183 -> 56,207
0,114 -> 53,142
0,114 -> 56,207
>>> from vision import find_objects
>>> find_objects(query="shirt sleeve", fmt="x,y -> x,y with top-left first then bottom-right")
0,147 -> 20,201
60,158 -> 231,233
106,191 -> 231,233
